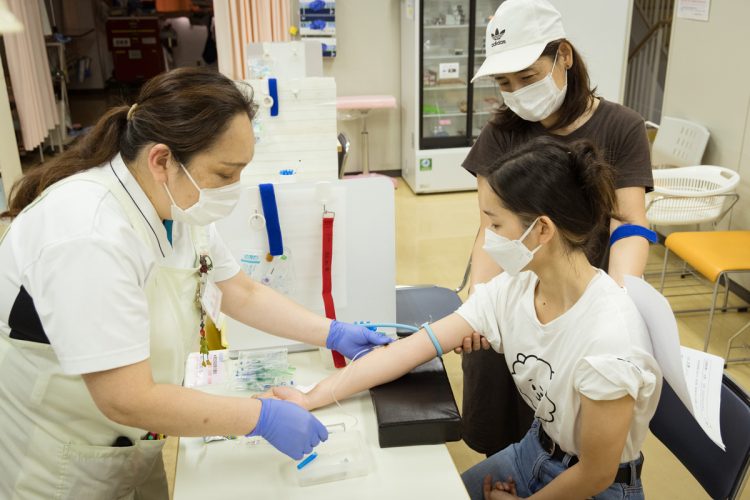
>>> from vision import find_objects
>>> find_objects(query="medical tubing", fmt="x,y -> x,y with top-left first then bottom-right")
354,322 -> 421,333
329,347 -> 371,429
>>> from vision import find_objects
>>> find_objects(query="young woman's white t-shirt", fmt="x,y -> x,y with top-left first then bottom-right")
456,269 -> 662,463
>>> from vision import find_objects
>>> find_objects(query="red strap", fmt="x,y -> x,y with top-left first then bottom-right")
322,214 -> 346,368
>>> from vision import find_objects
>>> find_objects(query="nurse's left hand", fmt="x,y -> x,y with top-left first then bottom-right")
326,320 -> 393,360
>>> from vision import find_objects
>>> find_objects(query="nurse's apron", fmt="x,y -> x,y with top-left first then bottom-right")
0,167 -> 209,499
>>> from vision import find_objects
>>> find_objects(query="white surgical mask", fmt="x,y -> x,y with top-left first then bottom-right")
500,52 -> 567,122
163,163 -> 241,226
482,218 -> 542,276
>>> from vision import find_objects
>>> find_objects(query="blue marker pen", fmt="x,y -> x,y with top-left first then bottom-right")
297,452 -> 318,470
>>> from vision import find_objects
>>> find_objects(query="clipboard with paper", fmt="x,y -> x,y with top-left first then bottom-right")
624,275 -> 726,450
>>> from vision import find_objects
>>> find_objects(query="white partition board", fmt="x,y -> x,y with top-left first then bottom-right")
215,176 -> 396,351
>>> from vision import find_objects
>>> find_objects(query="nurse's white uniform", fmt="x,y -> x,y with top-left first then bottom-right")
0,155 -> 239,499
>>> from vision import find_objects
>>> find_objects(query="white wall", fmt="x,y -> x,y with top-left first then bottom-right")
661,2 -> 750,287
319,0 -> 402,173
550,0 -> 633,103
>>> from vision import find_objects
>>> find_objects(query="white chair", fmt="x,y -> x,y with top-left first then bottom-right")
646,166 -> 740,229
647,116 -> 710,168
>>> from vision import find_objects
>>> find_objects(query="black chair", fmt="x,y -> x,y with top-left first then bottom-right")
650,375 -> 750,499
395,256 -> 471,334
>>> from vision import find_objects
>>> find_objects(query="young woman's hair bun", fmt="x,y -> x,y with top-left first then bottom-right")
567,139 -> 618,231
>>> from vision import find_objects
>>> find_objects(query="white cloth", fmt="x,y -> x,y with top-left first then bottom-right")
456,269 -> 661,463
0,155 -> 240,375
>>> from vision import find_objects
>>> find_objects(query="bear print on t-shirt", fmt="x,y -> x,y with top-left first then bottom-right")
511,353 -> 557,422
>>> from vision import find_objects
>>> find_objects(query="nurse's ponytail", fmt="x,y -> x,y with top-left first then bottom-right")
476,136 -> 618,262
2,67 -> 256,219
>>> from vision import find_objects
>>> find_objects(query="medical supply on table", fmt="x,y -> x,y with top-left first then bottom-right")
286,430 -> 373,487
203,435 -> 237,444
296,451 -> 318,470
232,348 -> 296,391
185,350 -> 229,388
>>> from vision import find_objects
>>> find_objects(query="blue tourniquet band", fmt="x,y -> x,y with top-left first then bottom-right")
422,322 -> 443,357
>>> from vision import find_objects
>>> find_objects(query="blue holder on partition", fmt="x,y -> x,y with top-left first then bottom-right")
259,183 -> 284,256
268,78 -> 279,117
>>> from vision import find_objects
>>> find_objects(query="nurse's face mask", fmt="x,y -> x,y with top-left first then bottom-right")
482,217 -> 543,276
163,162 -> 241,226
500,51 -> 567,123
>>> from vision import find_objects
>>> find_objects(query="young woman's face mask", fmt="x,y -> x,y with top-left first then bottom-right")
163,163 -> 241,226
482,217 -> 542,276
499,52 -> 567,122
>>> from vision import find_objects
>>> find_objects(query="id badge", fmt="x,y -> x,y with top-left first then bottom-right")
200,280 -> 223,324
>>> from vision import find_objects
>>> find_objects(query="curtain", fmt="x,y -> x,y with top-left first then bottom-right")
3,0 -> 58,151
215,0 -> 291,80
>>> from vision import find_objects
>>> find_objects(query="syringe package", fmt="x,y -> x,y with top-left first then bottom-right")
232,348 -> 296,392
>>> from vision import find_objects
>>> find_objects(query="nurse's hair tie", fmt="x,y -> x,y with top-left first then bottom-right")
127,103 -> 138,121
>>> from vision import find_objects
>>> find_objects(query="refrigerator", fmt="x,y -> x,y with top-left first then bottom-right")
401,0 -> 502,193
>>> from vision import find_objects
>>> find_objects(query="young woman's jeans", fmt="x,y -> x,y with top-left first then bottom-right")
461,421 -> 644,499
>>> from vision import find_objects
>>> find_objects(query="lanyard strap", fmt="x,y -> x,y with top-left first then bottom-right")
258,183 -> 284,257
322,213 -> 346,368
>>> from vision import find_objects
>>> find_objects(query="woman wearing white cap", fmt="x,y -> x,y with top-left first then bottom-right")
458,0 -> 656,465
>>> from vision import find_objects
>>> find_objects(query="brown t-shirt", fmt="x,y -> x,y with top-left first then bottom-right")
462,98 -> 653,267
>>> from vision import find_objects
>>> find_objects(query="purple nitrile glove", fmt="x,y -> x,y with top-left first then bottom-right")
248,398 -> 328,460
326,320 -> 394,360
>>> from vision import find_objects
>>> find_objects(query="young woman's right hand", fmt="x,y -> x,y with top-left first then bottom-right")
248,398 -> 327,460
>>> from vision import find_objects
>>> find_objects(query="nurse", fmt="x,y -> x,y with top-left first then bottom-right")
0,67 -> 390,498
459,0 -> 656,459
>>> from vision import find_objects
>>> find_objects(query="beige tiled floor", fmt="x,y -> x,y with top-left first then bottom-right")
164,177 -> 750,499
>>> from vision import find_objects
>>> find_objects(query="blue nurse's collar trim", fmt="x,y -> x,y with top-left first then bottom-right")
108,154 -> 172,258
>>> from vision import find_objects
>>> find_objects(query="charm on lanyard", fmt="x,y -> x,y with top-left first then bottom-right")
197,253 -> 214,367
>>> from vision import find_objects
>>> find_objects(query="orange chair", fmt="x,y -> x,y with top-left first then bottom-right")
659,231 -> 750,358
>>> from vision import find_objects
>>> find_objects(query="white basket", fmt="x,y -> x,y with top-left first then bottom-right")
646,166 -> 740,226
